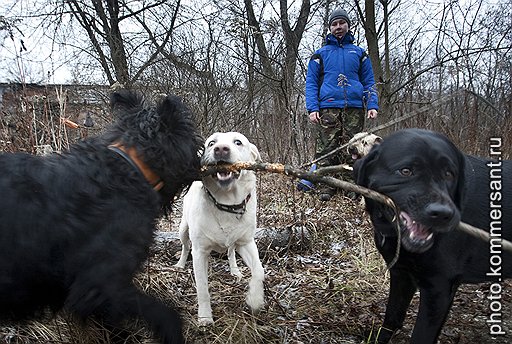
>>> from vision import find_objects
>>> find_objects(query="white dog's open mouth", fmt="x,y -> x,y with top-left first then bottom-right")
399,211 -> 434,253
215,171 -> 238,181
209,161 -> 241,185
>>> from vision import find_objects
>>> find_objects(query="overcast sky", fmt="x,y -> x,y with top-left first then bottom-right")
0,0 -> 503,85
1,1 -> 69,84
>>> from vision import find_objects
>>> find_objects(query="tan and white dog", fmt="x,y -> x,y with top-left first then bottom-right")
175,132 -> 264,326
347,132 -> 382,160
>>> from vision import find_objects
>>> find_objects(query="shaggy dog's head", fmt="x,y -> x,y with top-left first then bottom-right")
105,90 -> 203,207
354,129 -> 465,253
347,132 -> 382,160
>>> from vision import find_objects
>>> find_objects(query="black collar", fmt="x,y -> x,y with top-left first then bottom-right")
203,186 -> 251,215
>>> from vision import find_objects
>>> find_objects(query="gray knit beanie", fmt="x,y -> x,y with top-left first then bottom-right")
328,8 -> 351,27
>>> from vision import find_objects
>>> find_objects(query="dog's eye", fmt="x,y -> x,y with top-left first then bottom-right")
234,139 -> 242,146
445,171 -> 455,180
207,140 -> 215,147
399,168 -> 413,177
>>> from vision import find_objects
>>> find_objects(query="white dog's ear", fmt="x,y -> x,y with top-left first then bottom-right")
250,143 -> 262,163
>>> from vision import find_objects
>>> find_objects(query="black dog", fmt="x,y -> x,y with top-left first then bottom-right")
354,128 -> 512,343
0,90 -> 202,343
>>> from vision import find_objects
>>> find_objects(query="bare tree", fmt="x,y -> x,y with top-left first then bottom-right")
65,0 -> 181,86
2,0 -> 510,162
239,0 -> 311,162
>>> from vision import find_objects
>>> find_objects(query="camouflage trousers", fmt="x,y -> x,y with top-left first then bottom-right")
314,107 -> 365,167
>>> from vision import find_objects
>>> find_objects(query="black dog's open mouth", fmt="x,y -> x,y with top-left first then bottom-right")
399,211 -> 434,253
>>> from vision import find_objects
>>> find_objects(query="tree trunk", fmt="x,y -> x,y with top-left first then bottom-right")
357,0 -> 391,116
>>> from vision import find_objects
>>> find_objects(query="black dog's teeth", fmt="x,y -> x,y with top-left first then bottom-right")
400,211 -> 434,243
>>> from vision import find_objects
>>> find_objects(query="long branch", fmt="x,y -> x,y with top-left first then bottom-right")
201,162 -> 512,254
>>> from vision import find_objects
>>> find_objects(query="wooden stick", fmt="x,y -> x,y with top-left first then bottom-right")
202,161 -> 512,254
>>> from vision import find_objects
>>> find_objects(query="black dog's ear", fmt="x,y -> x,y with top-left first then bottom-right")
110,89 -> 144,116
156,95 -> 185,120
138,94 -> 187,139
353,145 -> 380,187
437,132 -> 467,210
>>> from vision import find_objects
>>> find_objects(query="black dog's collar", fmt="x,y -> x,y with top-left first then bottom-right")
108,143 -> 164,191
203,186 -> 251,215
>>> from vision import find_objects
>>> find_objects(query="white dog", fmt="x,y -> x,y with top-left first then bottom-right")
347,132 -> 382,160
175,132 -> 264,326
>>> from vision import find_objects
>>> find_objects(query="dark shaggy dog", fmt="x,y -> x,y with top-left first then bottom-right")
0,90 -> 202,344
354,128 -> 512,343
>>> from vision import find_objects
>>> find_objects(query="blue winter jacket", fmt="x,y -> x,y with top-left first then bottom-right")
305,32 -> 379,113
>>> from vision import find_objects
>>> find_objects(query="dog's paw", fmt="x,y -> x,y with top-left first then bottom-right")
174,260 -> 186,269
197,317 -> 214,326
230,267 -> 243,281
246,291 -> 264,313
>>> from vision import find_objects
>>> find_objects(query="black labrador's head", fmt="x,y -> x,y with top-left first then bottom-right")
354,128 -> 465,253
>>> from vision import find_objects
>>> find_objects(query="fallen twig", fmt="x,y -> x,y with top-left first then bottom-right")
201,161 -> 512,254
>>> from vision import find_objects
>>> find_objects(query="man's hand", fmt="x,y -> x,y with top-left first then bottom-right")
367,109 -> 378,119
309,111 -> 320,123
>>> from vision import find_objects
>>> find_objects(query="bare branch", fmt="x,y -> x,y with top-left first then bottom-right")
201,162 -> 512,254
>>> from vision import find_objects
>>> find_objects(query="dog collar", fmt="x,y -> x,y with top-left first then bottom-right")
108,142 -> 164,191
203,186 -> 251,215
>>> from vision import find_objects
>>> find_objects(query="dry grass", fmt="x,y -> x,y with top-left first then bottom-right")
0,173 -> 391,344
2,170 -> 512,344
1,88 -> 511,342
151,173 -> 390,343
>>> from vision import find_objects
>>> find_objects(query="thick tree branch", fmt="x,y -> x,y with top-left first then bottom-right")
201,162 -> 512,254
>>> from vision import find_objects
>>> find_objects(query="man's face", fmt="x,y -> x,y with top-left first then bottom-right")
330,19 -> 349,39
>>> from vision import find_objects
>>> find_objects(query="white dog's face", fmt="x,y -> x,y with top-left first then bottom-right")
347,132 -> 382,160
201,132 -> 261,188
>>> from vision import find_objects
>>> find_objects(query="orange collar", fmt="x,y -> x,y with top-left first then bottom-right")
108,142 -> 164,191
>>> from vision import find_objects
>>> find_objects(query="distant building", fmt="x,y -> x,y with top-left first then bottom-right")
0,83 -> 112,153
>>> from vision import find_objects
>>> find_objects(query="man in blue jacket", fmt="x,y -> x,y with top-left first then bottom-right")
305,8 -> 379,201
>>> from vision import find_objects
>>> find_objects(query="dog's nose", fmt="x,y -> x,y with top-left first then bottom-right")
425,203 -> 454,223
214,144 -> 230,160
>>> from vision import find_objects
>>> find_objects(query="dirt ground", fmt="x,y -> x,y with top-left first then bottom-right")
1,173 -> 510,343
